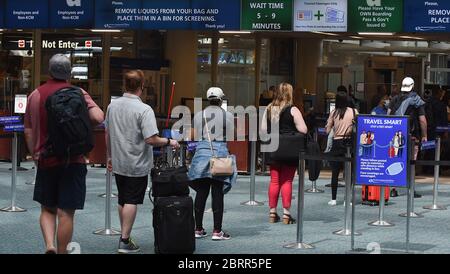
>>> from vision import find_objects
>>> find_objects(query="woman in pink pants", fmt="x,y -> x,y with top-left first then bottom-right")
261,83 -> 307,224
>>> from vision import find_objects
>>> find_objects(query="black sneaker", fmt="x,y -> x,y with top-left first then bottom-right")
414,191 -> 422,198
118,238 -> 140,254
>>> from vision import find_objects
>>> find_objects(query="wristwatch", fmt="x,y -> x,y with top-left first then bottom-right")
166,138 -> 171,146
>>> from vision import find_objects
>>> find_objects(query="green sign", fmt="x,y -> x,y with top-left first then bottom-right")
348,0 -> 403,32
241,0 -> 293,31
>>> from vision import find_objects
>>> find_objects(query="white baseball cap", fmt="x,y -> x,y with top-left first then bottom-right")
207,87 -> 225,100
401,77 -> 414,92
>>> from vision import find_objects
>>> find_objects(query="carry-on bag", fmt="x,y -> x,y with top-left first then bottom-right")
152,196 -> 195,254
362,185 -> 390,206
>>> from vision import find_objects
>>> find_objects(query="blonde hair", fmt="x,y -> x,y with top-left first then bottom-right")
267,83 -> 293,122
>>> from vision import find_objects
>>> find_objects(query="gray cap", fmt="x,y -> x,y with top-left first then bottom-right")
49,54 -> 72,80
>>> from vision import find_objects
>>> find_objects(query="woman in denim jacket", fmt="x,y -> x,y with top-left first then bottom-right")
188,87 -> 237,241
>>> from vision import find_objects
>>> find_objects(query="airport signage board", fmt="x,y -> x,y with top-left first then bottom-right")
3,124 -> 24,132
356,115 -> 409,188
5,0 -> 49,28
0,0 -> 4,28
49,0 -> 95,28
348,0 -> 403,32
404,0 -> 450,32
293,0 -> 348,32
95,0 -> 240,30
241,0 -> 293,31
0,116 -> 21,124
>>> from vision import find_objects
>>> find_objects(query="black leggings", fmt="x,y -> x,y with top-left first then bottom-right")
192,178 -> 225,231
329,139 -> 347,200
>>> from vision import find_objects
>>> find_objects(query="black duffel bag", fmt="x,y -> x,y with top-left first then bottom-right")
150,166 -> 190,197
270,132 -> 306,163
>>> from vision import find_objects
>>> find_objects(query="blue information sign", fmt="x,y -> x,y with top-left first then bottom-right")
0,116 -> 21,124
0,0 -> 5,28
356,115 -> 409,188
4,124 -> 24,132
49,0 -> 94,28
5,0 -> 49,28
404,0 -> 450,32
95,0 -> 240,30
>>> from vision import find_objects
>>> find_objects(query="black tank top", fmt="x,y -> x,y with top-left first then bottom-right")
279,106 -> 297,134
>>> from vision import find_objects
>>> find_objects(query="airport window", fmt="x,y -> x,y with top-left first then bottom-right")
217,36 -> 256,107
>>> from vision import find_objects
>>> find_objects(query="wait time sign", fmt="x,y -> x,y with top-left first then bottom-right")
241,0 -> 293,31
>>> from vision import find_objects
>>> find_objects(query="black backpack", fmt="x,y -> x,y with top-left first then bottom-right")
45,87 -> 94,158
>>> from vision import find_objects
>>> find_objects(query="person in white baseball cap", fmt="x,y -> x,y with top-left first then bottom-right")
188,86 -> 236,241
401,77 -> 415,92
207,87 -> 225,101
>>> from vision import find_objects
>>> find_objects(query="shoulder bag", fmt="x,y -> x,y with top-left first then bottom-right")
203,112 -> 234,176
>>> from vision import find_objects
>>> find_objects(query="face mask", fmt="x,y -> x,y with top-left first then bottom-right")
384,100 -> 390,107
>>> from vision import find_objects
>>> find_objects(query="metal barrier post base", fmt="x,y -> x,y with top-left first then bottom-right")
306,181 -> 324,193
240,201 -> 264,206
0,206 -> 26,212
284,242 -> 314,249
368,220 -> 395,227
93,228 -> 121,236
25,181 -> 35,185
98,193 -> 118,198
333,229 -> 361,236
423,204 -> 447,210
399,212 -> 423,218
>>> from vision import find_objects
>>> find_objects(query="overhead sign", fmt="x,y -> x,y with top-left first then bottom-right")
348,0 -> 403,32
356,115 -> 409,188
14,95 -> 27,114
0,0 -> 4,28
241,0 -> 293,31
0,116 -> 21,124
4,124 -> 25,132
49,0 -> 95,28
293,0 -> 348,32
95,0 -> 240,30
404,0 -> 450,32
5,0 -> 49,28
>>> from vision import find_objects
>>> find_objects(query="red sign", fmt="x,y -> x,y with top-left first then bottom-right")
85,40 -> 92,48
18,40 -> 25,48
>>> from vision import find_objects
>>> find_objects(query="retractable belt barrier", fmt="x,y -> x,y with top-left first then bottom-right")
241,141 -> 264,206
286,144 -> 450,253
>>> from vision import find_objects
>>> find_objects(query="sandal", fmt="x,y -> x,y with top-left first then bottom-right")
269,212 -> 280,223
283,214 -> 296,225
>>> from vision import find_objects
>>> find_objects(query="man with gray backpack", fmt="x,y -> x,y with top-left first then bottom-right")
24,54 -> 104,254
388,77 -> 428,198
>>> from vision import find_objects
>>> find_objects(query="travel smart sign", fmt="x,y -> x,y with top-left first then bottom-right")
241,0 -> 293,31
356,115 -> 409,188
404,0 -> 450,32
293,0 -> 348,32
95,0 -> 240,30
0,0 -> 4,28
348,0 -> 403,32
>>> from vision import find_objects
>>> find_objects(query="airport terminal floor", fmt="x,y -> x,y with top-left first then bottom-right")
1,161 -> 450,254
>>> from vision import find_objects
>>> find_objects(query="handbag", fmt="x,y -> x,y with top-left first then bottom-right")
150,165 -> 190,197
270,132 -> 305,163
203,112 -> 234,176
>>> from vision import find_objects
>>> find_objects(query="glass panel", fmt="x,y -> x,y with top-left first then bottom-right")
260,38 -> 293,98
0,32 -> 34,114
197,35 -> 212,98
40,33 -> 103,108
217,37 -> 255,107
328,73 -> 341,93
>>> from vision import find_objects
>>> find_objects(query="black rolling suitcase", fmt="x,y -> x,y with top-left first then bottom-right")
153,196 -> 195,254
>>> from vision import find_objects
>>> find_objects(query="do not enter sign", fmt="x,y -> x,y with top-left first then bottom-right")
14,95 -> 28,114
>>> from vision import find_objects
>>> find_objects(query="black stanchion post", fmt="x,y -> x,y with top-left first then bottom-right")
424,137 -> 447,210
284,151 -> 314,250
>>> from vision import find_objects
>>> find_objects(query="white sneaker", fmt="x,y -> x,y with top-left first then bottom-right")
328,200 -> 337,206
